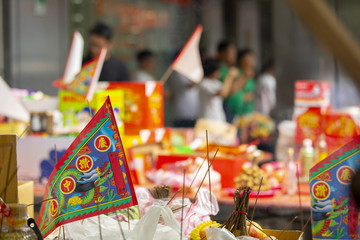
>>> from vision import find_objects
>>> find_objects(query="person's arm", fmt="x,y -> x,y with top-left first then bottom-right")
229,67 -> 255,95
219,67 -> 238,98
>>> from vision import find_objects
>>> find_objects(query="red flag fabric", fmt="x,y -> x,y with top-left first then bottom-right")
37,97 -> 137,238
171,25 -> 204,83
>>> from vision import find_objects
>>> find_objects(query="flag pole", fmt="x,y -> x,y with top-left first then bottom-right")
160,66 -> 173,84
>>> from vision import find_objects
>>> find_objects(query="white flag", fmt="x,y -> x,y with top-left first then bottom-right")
0,77 -> 30,122
62,31 -> 84,84
171,25 -> 204,83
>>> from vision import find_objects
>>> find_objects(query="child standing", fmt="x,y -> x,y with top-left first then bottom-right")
199,58 -> 237,121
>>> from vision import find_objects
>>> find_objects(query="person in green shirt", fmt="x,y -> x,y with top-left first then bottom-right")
217,41 -> 240,122
235,48 -> 256,116
217,42 -> 256,122
217,41 -> 237,82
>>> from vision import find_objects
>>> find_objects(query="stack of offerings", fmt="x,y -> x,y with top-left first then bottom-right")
294,80 -> 331,155
294,81 -> 360,159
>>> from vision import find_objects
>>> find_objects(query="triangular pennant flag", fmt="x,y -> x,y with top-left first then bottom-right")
37,97 -> 138,238
54,48 -> 106,102
0,77 -> 30,122
63,31 -> 84,84
171,25 -> 204,83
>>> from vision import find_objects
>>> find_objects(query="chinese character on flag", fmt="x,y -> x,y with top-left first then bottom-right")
37,97 -> 138,238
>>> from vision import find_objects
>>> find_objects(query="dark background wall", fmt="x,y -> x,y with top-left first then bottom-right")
3,0 -> 68,94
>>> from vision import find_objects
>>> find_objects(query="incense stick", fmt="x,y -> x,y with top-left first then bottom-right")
277,216 -> 298,239
166,189 -> 180,205
0,166 -> 19,197
192,147 -> 219,200
3,144 -> 13,202
18,125 -> 30,140
246,219 -> 274,240
180,169 -> 186,240
248,176 -> 263,234
0,143 -> 13,235
184,155 -> 207,196
206,131 -> 213,221
302,216 -> 311,232
296,164 -> 304,229
184,147 -> 219,219
27,197 -> 57,206
167,154 -> 207,205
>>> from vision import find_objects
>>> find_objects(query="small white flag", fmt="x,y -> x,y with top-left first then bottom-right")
62,31 -> 84,84
171,25 -> 204,83
0,77 -> 30,122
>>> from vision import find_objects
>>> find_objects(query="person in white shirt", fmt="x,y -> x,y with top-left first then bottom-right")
133,50 -> 156,82
255,59 -> 276,115
199,58 -> 237,121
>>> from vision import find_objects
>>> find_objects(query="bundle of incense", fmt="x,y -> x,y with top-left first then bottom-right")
221,186 -> 251,237
149,185 -> 171,199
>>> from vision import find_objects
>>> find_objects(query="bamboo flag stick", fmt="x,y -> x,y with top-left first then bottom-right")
160,66 -> 174,84
62,225 -> 65,240
54,144 -> 57,163
180,169 -> 186,240
87,100 -> 94,117
127,208 -> 130,230
248,176 -> 263,234
296,164 -> 304,229
111,202 -> 126,240
57,226 -> 61,240
206,131 -> 213,220
96,191 -> 103,240
277,216 -> 298,239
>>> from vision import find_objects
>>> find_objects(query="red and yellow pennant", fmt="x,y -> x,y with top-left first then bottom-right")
37,97 -> 137,238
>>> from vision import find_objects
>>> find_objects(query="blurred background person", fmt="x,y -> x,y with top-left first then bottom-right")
220,47 -> 256,122
256,59 -> 276,116
199,58 -> 237,121
217,40 -> 238,82
83,22 -> 130,82
133,49 -> 156,82
235,48 -> 256,116
166,70 -> 199,127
